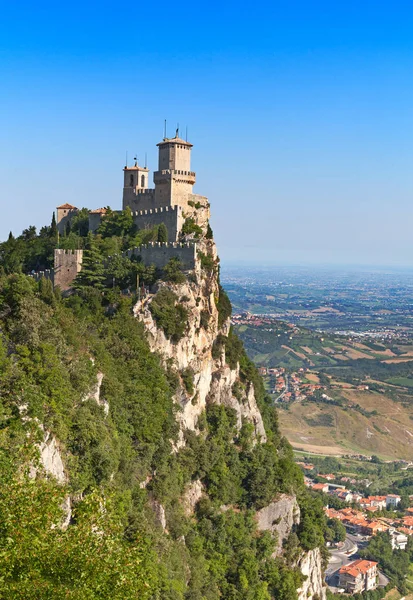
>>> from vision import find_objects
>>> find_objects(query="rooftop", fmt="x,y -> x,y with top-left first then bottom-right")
339,559 -> 378,578
123,164 -> 149,171
57,203 -> 77,209
157,136 -> 193,148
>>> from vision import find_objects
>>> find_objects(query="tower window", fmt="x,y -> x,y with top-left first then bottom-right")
130,174 -> 134,187
141,174 -> 145,187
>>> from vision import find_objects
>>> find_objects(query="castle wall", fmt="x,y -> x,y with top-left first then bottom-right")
126,242 -> 196,270
122,188 -> 156,211
30,269 -> 54,284
132,205 -> 184,242
54,249 -> 83,291
89,212 -> 102,232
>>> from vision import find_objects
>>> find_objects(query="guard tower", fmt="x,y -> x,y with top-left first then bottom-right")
154,135 -> 196,207
123,160 -> 150,198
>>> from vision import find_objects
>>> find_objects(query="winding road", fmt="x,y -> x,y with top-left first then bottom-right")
325,532 -> 389,591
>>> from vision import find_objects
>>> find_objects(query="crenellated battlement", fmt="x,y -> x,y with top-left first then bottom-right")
134,188 -> 154,195
131,205 -> 182,218
30,269 -> 53,283
54,249 -> 83,257
126,241 -> 194,253
124,241 -> 197,270
155,169 -> 195,177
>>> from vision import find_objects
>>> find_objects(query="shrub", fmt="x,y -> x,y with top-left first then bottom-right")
212,334 -> 226,360
216,284 -> 232,328
225,327 -> 244,369
182,218 -> 202,237
162,258 -> 186,284
200,310 -> 210,330
198,252 -> 215,272
188,200 -> 202,209
181,367 -> 195,395
149,288 -> 188,342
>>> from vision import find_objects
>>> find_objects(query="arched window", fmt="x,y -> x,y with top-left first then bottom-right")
130,174 -> 134,187
141,174 -> 145,188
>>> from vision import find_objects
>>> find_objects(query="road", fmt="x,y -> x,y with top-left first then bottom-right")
273,375 -> 289,403
326,532 -> 389,590
325,533 -> 359,586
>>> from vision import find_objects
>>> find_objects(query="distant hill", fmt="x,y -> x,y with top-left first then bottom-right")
233,315 -> 413,460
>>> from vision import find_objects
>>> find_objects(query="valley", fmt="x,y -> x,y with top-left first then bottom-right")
224,266 -> 413,460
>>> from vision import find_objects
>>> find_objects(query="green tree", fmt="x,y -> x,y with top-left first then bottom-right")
157,222 -> 168,243
73,233 -> 105,290
50,212 -> 58,237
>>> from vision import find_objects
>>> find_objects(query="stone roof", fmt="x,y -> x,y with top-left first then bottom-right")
157,136 -> 193,147
56,203 -> 77,209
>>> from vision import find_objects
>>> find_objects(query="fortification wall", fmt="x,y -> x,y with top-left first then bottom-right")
122,188 -> 156,211
54,249 -> 83,291
132,205 -> 183,242
30,269 -> 54,284
126,242 -> 197,270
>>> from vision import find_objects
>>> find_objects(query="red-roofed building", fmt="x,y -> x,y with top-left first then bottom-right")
312,483 -> 329,493
363,521 -> 389,536
339,560 -> 378,593
402,516 -> 413,529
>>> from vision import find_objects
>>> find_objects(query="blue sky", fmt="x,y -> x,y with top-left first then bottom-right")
1,0 -> 413,265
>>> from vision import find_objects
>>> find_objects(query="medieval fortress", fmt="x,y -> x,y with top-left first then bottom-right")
43,134 -> 210,290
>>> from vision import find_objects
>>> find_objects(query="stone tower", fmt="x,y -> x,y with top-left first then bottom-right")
56,203 -> 78,235
53,249 -> 83,291
154,136 -> 196,207
123,160 -> 150,197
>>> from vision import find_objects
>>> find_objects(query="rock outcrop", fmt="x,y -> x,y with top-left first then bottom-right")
38,429 -> 66,484
83,370 -> 108,416
182,479 -> 204,516
297,548 -> 326,600
256,494 -> 326,598
255,494 -> 300,555
134,239 -> 266,444
134,229 -> 325,598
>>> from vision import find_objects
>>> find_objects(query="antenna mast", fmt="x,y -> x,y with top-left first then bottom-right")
164,119 -> 167,139
125,151 -> 128,167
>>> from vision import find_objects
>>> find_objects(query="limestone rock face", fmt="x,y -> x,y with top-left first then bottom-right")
32,427 -> 71,528
255,494 -> 300,555
84,371 -> 108,416
38,429 -> 66,484
134,239 -> 266,444
182,479 -> 204,516
297,548 -> 326,600
150,499 -> 167,531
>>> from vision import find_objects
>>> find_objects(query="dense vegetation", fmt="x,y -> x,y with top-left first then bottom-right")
0,218 -> 328,598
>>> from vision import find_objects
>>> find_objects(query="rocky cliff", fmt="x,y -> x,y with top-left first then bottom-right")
297,548 -> 326,600
133,233 -> 326,599
134,237 -> 266,445
256,494 -> 326,599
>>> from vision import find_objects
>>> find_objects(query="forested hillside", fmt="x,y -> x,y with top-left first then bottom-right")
0,214 -> 328,599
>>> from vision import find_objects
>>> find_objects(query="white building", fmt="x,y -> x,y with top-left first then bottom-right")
386,494 -> 401,510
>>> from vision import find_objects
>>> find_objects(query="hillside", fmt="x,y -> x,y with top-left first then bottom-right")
0,208 -> 329,598
233,315 -> 413,460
